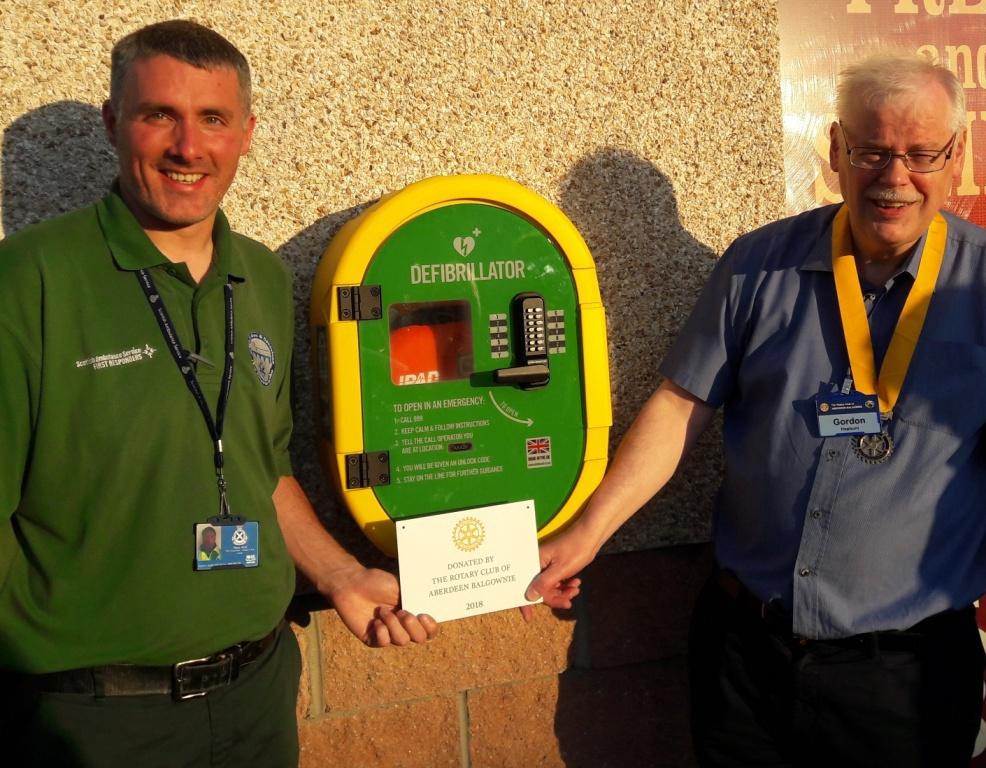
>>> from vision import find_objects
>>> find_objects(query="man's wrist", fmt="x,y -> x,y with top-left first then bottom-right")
569,514 -> 609,559
314,558 -> 364,599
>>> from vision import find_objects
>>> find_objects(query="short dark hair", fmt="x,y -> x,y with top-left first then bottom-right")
110,20 -> 251,113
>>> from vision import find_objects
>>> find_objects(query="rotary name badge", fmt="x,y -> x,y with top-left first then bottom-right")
815,392 -> 881,438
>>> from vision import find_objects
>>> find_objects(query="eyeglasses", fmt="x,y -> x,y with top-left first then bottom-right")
840,122 -> 957,173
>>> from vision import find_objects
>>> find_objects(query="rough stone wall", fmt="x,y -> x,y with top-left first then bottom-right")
0,0 -> 784,563
290,544 -> 712,767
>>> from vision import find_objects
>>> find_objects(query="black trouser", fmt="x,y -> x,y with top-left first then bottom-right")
688,574 -> 985,768
2,626 -> 301,768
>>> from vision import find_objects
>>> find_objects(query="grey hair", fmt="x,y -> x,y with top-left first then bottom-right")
836,51 -> 966,135
110,20 -> 251,114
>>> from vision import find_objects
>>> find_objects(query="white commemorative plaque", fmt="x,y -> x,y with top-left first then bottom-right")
397,500 -> 542,622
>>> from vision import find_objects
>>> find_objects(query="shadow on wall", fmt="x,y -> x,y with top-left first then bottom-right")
558,148 -> 720,552
558,147 -> 717,423
276,204 -> 395,571
2,101 -> 116,236
551,150 -> 713,767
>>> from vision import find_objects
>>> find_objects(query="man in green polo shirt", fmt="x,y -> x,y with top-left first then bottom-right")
0,20 -> 436,766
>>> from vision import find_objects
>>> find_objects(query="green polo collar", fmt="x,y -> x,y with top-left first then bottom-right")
95,181 -> 240,279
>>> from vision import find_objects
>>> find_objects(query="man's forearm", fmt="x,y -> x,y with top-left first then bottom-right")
272,474 -> 360,596
575,379 -> 715,549
527,378 -> 715,605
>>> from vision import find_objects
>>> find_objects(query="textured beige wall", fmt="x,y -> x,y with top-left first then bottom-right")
0,1 -> 786,561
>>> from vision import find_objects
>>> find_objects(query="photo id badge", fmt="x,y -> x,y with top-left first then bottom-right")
815,392 -> 881,437
194,520 -> 261,571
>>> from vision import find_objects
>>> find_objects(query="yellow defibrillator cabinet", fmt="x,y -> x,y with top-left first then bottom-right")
310,175 -> 611,555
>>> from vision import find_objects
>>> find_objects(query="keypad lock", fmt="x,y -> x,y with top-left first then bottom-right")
493,292 -> 550,388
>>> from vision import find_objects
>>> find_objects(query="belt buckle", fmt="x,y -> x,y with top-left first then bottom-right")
172,650 -> 238,701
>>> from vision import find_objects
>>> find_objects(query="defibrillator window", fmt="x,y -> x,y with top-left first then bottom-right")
389,301 -> 473,386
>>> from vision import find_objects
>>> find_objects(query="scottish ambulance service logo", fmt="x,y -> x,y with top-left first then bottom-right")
231,526 -> 249,546
248,332 -> 275,387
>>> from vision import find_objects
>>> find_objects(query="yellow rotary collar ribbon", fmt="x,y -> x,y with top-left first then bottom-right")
831,204 -> 946,415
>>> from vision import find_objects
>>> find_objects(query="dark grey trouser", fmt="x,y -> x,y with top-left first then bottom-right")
3,625 -> 301,768
689,575 -> 985,768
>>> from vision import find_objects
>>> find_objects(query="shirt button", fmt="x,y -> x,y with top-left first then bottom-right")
826,449 -> 839,461
810,509 -> 822,519
799,568 -> 812,577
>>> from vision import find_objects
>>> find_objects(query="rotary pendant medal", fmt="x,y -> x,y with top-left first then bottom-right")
853,430 -> 893,464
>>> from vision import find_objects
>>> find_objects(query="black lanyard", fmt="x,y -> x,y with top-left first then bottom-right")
135,268 -> 236,519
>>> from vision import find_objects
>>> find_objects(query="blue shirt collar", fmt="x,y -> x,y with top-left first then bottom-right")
799,215 -> 927,286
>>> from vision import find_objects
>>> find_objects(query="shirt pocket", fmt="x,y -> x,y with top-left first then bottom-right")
896,340 -> 986,436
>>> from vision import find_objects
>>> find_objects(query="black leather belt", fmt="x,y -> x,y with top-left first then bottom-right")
18,623 -> 281,701
715,569 -> 970,652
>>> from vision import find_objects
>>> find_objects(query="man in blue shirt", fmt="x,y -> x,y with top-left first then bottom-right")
529,52 -> 986,767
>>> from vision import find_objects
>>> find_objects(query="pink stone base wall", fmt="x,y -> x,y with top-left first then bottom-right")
292,544 -> 711,767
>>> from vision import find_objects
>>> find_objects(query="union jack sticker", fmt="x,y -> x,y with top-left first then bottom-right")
526,436 -> 552,468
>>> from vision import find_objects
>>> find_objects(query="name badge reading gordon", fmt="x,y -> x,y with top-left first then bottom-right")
194,520 -> 260,571
397,500 -> 542,623
815,392 -> 881,438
